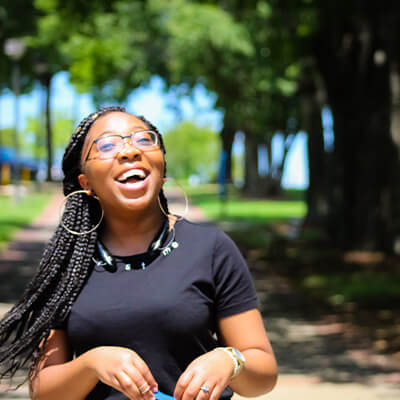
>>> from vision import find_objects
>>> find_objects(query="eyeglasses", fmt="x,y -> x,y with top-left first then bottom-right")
85,130 -> 159,161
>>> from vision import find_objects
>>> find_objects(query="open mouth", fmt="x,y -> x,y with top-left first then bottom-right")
116,168 -> 148,186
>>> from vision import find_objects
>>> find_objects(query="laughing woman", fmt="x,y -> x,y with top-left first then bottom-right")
0,107 -> 277,400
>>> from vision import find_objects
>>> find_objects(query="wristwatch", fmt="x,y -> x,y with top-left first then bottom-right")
215,347 -> 246,378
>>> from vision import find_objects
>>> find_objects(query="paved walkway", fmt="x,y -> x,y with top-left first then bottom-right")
0,188 -> 399,399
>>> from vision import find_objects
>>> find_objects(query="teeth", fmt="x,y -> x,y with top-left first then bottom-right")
118,169 -> 146,182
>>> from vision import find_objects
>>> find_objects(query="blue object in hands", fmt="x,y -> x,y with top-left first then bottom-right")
154,391 -> 174,400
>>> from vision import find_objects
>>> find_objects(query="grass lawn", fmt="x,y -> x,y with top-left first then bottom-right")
0,190 -> 54,250
302,272 -> 400,307
185,184 -> 307,224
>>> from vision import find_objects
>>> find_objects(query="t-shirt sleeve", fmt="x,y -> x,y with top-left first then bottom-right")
212,229 -> 259,318
50,315 -> 68,330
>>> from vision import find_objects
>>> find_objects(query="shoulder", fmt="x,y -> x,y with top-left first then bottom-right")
175,219 -> 244,264
175,219 -> 234,248
175,218 -> 220,238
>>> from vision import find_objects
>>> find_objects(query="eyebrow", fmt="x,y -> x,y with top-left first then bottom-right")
97,126 -> 148,138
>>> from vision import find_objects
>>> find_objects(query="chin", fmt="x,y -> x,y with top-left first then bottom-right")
119,193 -> 159,214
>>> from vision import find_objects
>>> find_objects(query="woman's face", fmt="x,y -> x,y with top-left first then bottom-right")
78,112 -> 165,215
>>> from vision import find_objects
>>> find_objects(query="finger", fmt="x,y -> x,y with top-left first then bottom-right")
209,383 -> 223,400
123,365 -> 155,400
181,376 -> 204,400
174,370 -> 194,400
124,364 -> 150,393
195,383 -> 213,400
131,355 -> 158,392
115,371 -> 142,400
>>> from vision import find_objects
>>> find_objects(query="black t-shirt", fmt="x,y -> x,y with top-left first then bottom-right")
60,219 -> 259,399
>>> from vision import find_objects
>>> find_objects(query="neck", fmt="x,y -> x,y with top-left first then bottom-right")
100,207 -> 165,256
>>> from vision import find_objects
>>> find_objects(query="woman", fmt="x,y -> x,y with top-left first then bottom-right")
0,107 -> 277,400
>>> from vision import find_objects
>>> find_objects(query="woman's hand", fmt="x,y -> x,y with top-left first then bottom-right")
174,349 -> 234,400
85,346 -> 158,400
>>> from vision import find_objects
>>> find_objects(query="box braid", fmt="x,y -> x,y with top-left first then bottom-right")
0,107 -> 169,384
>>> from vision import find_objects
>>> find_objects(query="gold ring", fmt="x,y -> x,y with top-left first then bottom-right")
139,383 -> 150,394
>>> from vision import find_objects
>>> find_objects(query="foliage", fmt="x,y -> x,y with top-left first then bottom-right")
153,0 -> 306,191
0,128 -> 15,148
163,121 -> 219,180
23,113 -> 74,159
152,0 -> 254,84
0,0 -> 39,94
31,1 -> 161,103
29,0 -> 307,189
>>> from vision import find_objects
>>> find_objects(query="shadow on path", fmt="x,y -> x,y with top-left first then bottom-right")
0,225 -> 55,303
253,267 -> 400,384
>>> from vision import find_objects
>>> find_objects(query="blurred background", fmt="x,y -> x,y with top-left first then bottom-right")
0,1 -> 400,398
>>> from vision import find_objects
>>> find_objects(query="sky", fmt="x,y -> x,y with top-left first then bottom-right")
0,72 -> 309,189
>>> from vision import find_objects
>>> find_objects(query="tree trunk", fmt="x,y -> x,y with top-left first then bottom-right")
299,63 -> 327,223
314,4 -> 400,251
243,132 -> 259,196
44,74 -> 53,182
262,136 -> 282,197
220,115 -> 235,183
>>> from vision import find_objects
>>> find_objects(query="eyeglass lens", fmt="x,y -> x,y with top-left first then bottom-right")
95,131 -> 158,159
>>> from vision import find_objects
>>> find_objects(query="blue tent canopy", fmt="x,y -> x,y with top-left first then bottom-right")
0,147 -> 38,169
0,147 -> 15,163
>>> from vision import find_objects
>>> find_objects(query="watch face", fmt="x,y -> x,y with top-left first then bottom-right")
232,347 -> 245,363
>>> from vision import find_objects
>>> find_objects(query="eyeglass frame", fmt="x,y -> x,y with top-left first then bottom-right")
84,130 -> 160,162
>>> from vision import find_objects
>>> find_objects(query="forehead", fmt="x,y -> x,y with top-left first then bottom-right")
87,112 -> 148,141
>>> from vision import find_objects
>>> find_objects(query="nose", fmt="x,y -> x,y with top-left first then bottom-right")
116,139 -> 142,161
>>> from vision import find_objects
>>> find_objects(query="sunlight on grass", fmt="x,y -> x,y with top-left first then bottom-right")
185,184 -> 307,223
0,192 -> 53,250
204,200 -> 306,221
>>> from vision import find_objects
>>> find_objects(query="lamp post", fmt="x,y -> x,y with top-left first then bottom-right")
4,38 -> 26,202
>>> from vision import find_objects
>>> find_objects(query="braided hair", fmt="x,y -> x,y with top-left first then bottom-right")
0,106 -> 169,384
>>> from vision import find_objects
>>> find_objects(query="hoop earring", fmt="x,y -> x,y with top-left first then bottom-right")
158,178 -> 189,221
60,190 -> 104,236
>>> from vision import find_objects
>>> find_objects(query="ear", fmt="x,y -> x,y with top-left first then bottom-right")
162,177 -> 167,185
78,173 -> 93,195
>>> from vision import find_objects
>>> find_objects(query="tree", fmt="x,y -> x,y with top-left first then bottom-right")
30,0 -> 400,251
269,0 -> 400,251
24,112 -> 74,161
146,0 -> 255,185
311,0 -> 400,251
158,0 -> 304,196
0,0 -> 40,184
163,121 -> 220,181
27,0 -> 83,181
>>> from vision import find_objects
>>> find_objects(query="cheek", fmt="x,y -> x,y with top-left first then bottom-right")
160,159 -> 166,177
84,162 -> 113,187
150,153 -> 166,177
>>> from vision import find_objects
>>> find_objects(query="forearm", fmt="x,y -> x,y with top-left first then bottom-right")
30,352 -> 98,400
228,348 -> 277,397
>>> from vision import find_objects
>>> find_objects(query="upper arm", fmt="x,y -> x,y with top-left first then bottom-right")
36,329 -> 72,371
217,309 -> 274,354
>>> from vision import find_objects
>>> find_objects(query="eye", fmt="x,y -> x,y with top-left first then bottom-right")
96,137 -> 120,153
134,131 -> 156,147
98,143 -> 116,152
